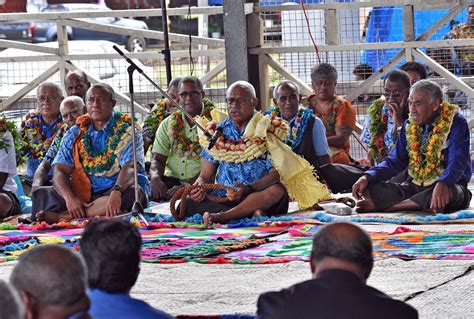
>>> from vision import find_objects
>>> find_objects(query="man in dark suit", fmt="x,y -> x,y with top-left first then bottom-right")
257,222 -> 418,319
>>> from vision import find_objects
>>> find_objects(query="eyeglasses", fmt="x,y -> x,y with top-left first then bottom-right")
277,94 -> 299,103
225,97 -> 253,105
178,91 -> 202,99
383,89 -> 407,99
37,95 -> 59,102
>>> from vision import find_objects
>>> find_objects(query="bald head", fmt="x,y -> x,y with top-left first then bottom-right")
10,245 -> 87,308
311,223 -> 373,280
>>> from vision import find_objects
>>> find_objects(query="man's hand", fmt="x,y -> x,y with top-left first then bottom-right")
106,191 -> 122,217
227,183 -> 249,202
150,176 -> 169,201
64,195 -> 87,219
388,101 -> 405,127
430,181 -> 451,213
166,185 -> 181,199
352,175 -> 370,200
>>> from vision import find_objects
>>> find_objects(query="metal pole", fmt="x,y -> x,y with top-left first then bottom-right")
161,0 -> 172,85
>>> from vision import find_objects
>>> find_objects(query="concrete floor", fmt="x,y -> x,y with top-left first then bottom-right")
1,248 -> 472,318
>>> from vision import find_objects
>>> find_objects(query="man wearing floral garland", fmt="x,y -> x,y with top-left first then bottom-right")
0,118 -> 22,218
361,70 -> 411,165
142,77 -> 182,155
20,82 -> 64,188
32,96 -> 85,192
353,80 -> 471,214
149,76 -> 215,201
268,80 -> 330,174
32,83 -> 149,223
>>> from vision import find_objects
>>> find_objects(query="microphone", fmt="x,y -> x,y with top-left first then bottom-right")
208,126 -> 223,150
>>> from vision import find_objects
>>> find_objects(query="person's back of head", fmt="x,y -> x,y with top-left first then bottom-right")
0,279 -> 25,319
311,222 -> 373,282
80,219 -> 142,293
10,244 -> 89,319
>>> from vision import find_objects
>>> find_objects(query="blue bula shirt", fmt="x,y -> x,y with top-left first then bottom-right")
365,112 -> 471,186
201,117 -> 273,195
88,289 -> 173,319
53,114 -> 150,194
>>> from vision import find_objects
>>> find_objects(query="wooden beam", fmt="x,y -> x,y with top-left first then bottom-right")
412,48 -> 474,98
200,60 -> 226,85
249,38 -> 474,55
325,9 -> 339,45
345,51 -> 405,102
0,63 -> 59,112
0,40 -> 58,54
263,54 -> 313,96
64,18 -> 224,46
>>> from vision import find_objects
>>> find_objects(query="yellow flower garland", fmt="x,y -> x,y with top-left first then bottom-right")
406,101 -> 458,186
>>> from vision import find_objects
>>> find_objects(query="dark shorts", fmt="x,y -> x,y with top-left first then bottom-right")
31,185 -> 148,220
182,183 -> 289,217
368,181 -> 472,213
0,190 -> 22,218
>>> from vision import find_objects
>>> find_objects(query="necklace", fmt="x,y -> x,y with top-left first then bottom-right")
168,100 -> 215,159
266,107 -> 312,150
78,112 -> 131,175
406,102 -> 458,186
21,112 -> 63,160
368,99 -> 391,163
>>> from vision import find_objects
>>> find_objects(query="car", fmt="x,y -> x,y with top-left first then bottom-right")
32,3 -> 149,52
0,40 -> 155,99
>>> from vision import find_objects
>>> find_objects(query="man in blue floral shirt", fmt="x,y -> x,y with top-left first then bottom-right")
184,81 -> 289,226
32,83 -> 149,223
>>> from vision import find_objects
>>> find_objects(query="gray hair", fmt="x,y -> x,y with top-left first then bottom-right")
178,76 -> 204,92
273,80 -> 300,99
60,96 -> 85,114
310,63 -> 338,83
226,80 -> 257,99
410,79 -> 443,103
37,81 -> 64,98
10,245 -> 87,307
0,280 -> 24,319
168,77 -> 183,90
85,83 -> 116,101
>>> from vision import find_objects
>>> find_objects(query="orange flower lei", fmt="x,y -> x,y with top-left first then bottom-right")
168,101 -> 214,159
406,102 -> 458,186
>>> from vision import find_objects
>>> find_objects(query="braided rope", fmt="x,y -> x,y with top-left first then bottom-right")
170,184 -> 231,221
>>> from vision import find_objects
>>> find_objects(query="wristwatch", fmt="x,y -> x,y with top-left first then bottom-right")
111,184 -> 123,194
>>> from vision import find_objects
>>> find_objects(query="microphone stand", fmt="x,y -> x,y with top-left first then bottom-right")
112,45 -> 215,226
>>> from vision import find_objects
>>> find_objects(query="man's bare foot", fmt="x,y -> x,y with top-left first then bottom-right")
355,199 -> 376,213
35,211 -> 67,224
253,209 -> 265,217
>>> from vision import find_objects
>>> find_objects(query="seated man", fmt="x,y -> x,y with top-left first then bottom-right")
32,83 -> 149,223
65,69 -> 91,102
80,219 -> 173,319
353,80 -> 472,213
32,96 -> 85,191
20,82 -> 64,190
257,222 -> 418,319
10,245 -> 90,319
307,63 -> 356,164
149,76 -> 215,201
445,4 -> 474,75
0,119 -> 21,218
142,76 -> 181,154
361,69 -> 411,165
267,80 -> 330,174
399,61 -> 428,86
185,81 -> 290,226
